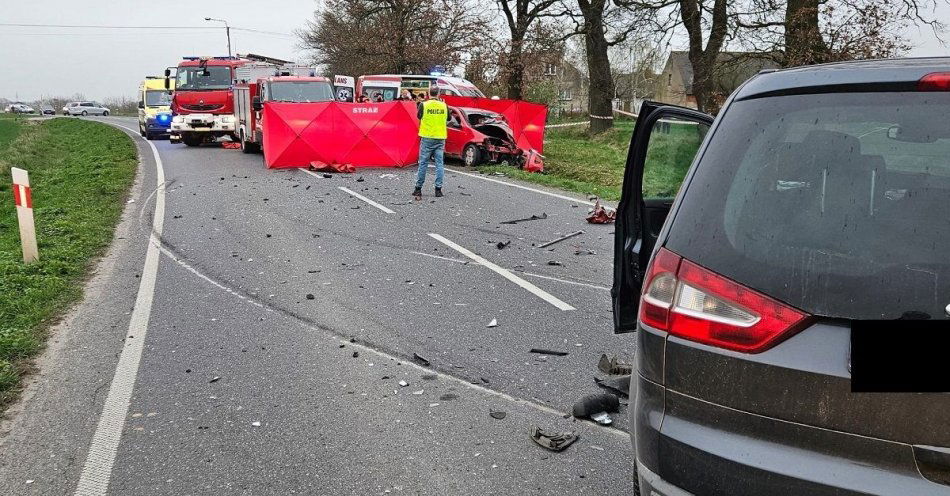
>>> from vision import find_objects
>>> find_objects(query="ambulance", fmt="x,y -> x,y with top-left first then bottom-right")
355,74 -> 484,101
137,76 -> 175,140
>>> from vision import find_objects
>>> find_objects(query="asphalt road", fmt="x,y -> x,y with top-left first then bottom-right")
0,116 -> 636,495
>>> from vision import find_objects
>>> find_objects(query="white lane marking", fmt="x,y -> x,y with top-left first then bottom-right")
337,186 -> 395,214
442,167 -> 597,206
411,251 -> 610,291
427,233 -> 575,311
75,123 -> 165,495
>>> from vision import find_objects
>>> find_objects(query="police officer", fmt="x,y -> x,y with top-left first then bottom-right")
413,86 -> 450,199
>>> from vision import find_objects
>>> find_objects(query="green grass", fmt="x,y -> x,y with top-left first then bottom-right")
0,118 -> 137,407
475,120 -> 702,202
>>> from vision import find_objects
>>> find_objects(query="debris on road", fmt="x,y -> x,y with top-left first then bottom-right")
597,354 -> 633,375
352,351 -> 359,358
529,348 -> 568,357
379,173 -> 398,179
487,319 -> 498,328
322,173 -> 333,178
221,142 -> 241,149
530,426 -> 578,452
412,390 -> 424,395
586,200 -> 616,224
413,353 -> 431,366
594,375 -> 631,398
572,393 -> 620,425
356,176 -> 365,182
398,380 -> 409,387
306,294 -> 315,300
496,240 -> 510,250
547,260 -> 562,266
500,213 -> 547,225
440,393 -> 458,401
537,230 -> 584,248
209,376 -> 221,383
575,249 -> 596,256
311,162 -> 356,173
251,421 -> 261,427
489,409 -> 507,420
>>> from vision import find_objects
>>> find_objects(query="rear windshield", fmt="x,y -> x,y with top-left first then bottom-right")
268,82 -> 334,103
667,92 -> 950,320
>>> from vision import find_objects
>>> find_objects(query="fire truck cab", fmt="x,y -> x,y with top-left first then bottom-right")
233,66 -> 333,153
167,56 -> 248,146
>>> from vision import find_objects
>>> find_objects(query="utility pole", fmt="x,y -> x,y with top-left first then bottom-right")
204,17 -> 232,57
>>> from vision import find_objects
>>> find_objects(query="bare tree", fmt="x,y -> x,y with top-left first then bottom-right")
562,0 -> 644,133
298,0 -> 489,76
496,0 -> 566,99
739,0 -> 946,66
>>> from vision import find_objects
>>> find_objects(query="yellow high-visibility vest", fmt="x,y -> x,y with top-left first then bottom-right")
419,100 -> 448,139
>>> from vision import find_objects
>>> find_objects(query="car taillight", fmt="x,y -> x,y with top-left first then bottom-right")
918,73 -> 950,91
639,248 -> 810,353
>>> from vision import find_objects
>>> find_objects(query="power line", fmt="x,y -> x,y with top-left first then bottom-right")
0,22 -> 295,37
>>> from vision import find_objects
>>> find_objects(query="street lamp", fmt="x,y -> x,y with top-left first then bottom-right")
204,17 -> 231,57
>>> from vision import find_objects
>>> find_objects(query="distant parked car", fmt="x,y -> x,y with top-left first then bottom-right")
68,101 -> 110,116
8,103 -> 35,114
63,102 -> 79,115
41,105 -> 55,115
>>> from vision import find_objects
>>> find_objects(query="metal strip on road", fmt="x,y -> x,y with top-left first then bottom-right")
428,233 -> 576,311
74,122 -> 165,496
337,186 -> 395,214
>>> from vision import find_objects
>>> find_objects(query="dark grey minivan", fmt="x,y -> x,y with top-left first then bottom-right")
613,59 -> 950,495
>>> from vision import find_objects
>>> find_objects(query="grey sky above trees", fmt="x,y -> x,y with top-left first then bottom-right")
1,0 -> 947,102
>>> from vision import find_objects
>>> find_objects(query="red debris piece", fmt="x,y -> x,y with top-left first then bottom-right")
221,142 -> 242,149
586,200 -> 616,224
524,150 -> 544,173
310,162 -> 356,174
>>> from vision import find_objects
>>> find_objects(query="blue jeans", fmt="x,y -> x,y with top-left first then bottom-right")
416,137 -> 445,189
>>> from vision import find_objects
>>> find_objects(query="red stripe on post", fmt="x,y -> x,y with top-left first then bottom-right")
12,184 -> 31,208
13,184 -> 22,207
23,185 -> 32,209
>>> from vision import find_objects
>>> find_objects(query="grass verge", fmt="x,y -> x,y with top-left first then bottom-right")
0,117 -> 137,409
475,120 -> 702,202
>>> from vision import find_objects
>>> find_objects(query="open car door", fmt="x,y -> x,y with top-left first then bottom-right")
612,101 -> 714,333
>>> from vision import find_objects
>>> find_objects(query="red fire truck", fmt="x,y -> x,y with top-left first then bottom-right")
233,66 -> 333,153
165,56 -> 249,146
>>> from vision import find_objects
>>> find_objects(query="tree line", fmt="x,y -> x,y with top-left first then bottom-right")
298,0 -> 947,133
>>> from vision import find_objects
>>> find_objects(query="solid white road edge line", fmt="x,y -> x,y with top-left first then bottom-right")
74,123 -> 165,496
337,186 -> 396,214
427,233 -> 576,311
411,251 -> 610,291
440,166 -> 597,206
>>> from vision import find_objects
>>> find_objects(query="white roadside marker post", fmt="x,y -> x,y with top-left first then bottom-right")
11,167 -> 39,263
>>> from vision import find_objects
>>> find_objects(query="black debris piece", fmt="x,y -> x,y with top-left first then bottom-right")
575,249 -> 596,256
356,176 -> 365,182
547,260 -> 562,266
500,213 -> 548,225
413,353 -> 431,367
496,241 -> 511,250
530,427 -> 578,452
594,375 -> 631,398
538,230 -> 584,249
352,351 -> 359,358
572,393 -> 620,420
266,234 -> 272,238
529,348 -> 569,357
173,215 -> 182,219
306,185 -> 311,190
489,409 -> 507,420
306,294 -> 315,300
322,173 -> 333,178
440,393 -> 459,401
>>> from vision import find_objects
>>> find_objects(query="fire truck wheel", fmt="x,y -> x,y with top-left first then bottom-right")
240,130 -> 256,154
182,134 -> 202,147
463,144 -> 482,167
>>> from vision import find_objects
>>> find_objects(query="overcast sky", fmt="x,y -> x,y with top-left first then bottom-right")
1,0 -> 948,101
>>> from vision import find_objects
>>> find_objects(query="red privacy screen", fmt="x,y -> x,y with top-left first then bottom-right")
262,101 -> 420,169
441,96 -> 548,154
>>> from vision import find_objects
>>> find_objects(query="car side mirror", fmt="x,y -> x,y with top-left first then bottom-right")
164,68 -> 171,77
252,96 -> 263,111
138,101 -> 145,109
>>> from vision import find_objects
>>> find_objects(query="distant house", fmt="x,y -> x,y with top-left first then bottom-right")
543,61 -> 588,116
613,69 -> 658,114
656,51 -> 778,109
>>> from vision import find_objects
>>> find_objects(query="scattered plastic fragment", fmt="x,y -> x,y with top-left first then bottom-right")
496,241 -> 510,250
572,393 -> 620,423
398,380 -> 409,387
306,294 -> 315,300
356,176 -> 365,182
598,354 -> 633,375
487,319 -> 498,328
591,412 -> 613,425
412,390 -> 424,395
209,376 -> 221,383
530,426 -> 578,452
586,200 -> 616,224
547,260 -> 562,266
594,375 -> 631,398
529,348 -> 568,356
413,353 -> 431,366
221,142 -> 241,149
537,230 -> 584,248
251,421 -> 261,427
501,213 -> 547,225
489,409 -> 507,420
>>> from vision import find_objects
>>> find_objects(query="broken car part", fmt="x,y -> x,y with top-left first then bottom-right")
530,426 -> 578,452
537,231 -> 584,249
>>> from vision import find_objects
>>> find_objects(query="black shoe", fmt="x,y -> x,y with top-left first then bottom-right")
412,187 -> 422,200
434,188 -> 443,198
